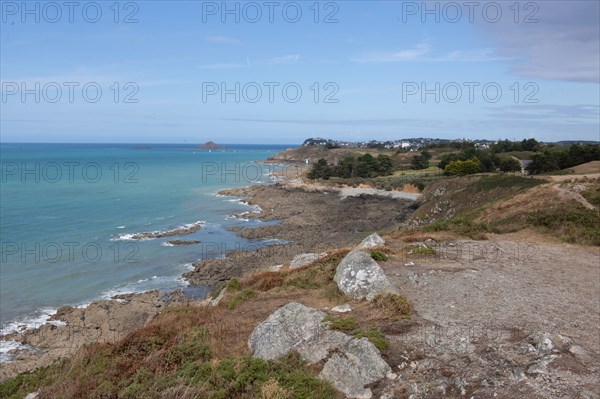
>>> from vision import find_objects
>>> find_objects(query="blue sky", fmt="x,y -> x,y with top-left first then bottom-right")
1,0 -> 598,144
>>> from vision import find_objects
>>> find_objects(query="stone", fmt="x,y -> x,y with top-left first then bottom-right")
249,303 -> 392,399
248,302 -> 327,360
269,264 -> 284,271
569,345 -> 591,362
512,368 -> 527,381
517,342 -> 536,355
528,332 -> 572,354
320,338 -> 391,399
355,233 -> 385,250
290,253 -> 327,269
331,304 -> 352,313
334,251 -> 398,300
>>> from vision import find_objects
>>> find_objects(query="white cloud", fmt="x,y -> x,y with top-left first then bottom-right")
197,54 -> 300,69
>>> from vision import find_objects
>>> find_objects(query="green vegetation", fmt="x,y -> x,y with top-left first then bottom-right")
444,157 -> 481,175
354,329 -> 389,351
369,250 -> 388,262
469,174 -> 544,191
491,138 -> 540,153
423,217 -> 490,240
527,206 -> 600,246
1,310 -> 338,399
282,251 -> 349,291
527,144 -> 600,174
497,157 -> 521,172
322,315 -> 360,333
371,294 -> 412,320
308,153 -> 393,180
323,316 -> 389,351
410,150 -> 431,170
582,187 -> 600,207
226,278 -> 241,291
226,288 -> 256,309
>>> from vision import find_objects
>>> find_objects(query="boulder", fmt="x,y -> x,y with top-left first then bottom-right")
248,302 -> 326,360
320,338 -> 391,399
290,252 -> 328,269
355,233 -> 385,250
249,303 -> 392,398
334,251 -> 398,300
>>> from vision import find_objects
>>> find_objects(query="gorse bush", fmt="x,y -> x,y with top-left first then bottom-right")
370,250 -> 388,262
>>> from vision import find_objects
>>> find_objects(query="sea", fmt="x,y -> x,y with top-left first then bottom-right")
0,143 -> 295,361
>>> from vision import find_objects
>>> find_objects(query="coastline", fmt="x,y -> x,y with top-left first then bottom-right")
0,161 -> 420,381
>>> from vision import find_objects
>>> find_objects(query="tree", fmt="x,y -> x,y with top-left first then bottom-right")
444,157 -> 481,175
307,158 -> 332,179
521,138 -> 539,151
375,154 -> 393,176
526,151 -> 560,174
499,157 -> 521,172
438,153 -> 461,170
411,150 -> 431,170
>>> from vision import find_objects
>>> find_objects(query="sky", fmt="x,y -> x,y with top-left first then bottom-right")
0,0 -> 599,144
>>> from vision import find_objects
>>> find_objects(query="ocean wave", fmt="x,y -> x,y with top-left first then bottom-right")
0,307 -> 58,336
0,340 -> 34,363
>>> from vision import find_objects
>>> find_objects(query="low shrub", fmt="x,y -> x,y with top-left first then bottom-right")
370,250 -> 388,262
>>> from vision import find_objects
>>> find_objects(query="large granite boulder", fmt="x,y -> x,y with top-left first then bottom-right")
334,251 -> 398,300
248,302 -> 391,399
355,233 -> 385,250
320,338 -> 391,399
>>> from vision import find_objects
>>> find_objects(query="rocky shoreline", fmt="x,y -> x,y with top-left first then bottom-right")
0,169 -> 420,382
183,182 -> 417,289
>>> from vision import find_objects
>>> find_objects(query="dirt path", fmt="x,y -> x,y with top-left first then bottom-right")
377,235 -> 600,398
539,173 -> 600,182
551,183 -> 596,210
280,177 -> 421,201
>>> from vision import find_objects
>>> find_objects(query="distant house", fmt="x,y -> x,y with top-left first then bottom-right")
519,160 -> 533,175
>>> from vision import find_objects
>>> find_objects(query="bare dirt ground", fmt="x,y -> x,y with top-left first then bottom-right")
372,232 -> 600,399
542,174 -> 600,182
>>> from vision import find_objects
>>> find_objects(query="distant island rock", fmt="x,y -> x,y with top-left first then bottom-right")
197,141 -> 226,150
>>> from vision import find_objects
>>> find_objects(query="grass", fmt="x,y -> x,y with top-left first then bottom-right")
407,244 -> 437,256
469,174 -> 543,191
371,294 -> 412,320
322,316 -> 360,333
581,187 -> 600,207
1,245 -> 419,398
369,250 -> 388,262
423,217 -> 490,240
354,329 -> 389,351
322,316 -> 389,351
527,206 -> 600,246
1,306 -> 340,399
226,288 -> 256,309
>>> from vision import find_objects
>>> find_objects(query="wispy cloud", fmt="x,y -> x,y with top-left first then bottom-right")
268,54 -> 300,65
352,43 -> 430,63
205,35 -> 241,45
352,43 -> 509,64
197,54 -> 300,70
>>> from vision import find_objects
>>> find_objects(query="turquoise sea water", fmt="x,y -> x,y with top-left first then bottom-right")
0,143 -> 294,357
